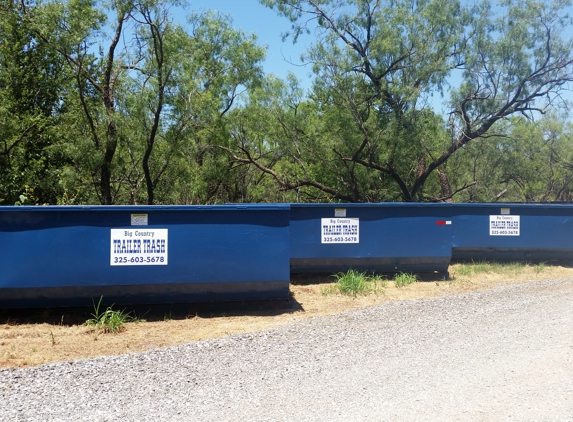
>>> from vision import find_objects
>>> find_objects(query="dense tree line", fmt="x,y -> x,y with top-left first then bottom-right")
2,0 -> 573,205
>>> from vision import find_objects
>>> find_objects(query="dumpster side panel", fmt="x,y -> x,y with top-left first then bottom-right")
0,205 -> 290,307
451,204 -> 573,261
290,204 -> 452,274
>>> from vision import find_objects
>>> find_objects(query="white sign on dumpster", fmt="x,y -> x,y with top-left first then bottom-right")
489,215 -> 520,236
321,218 -> 359,243
110,228 -> 168,265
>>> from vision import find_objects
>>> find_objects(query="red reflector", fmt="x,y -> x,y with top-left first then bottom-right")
436,221 -> 451,225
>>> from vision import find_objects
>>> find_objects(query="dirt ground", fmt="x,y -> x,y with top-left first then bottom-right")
2,263 -> 573,369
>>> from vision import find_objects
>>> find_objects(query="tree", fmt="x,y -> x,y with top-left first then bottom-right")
236,0 -> 573,202
122,10 -> 266,204
448,113 -> 573,202
224,74 -> 399,202
14,1 -> 266,205
0,0 -> 71,205
25,0 -> 136,204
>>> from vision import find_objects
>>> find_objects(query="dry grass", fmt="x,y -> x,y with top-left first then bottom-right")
1,262 -> 572,369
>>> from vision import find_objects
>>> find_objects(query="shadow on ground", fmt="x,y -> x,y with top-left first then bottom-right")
0,294 -> 304,326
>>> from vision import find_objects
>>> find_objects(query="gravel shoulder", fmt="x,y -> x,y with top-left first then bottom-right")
2,277 -> 573,421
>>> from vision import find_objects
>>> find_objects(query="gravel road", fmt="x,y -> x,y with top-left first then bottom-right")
1,278 -> 573,421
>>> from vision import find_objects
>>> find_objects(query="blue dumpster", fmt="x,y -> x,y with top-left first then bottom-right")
290,203 -> 452,274
0,205 -> 290,308
451,203 -> 573,261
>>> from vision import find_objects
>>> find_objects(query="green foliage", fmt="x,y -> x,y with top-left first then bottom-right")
0,1 -> 72,205
0,1 -> 269,205
121,9 -> 266,204
393,272 -> 418,288
85,297 -> 135,334
449,113 -> 573,202
323,270 -> 386,296
456,264 -> 473,277
250,0 -> 573,202
2,0 -> 573,205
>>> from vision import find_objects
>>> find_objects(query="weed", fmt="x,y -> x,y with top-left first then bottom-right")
393,272 -> 417,287
323,270 -> 386,296
472,260 -> 491,273
535,262 -> 546,273
492,261 -> 524,274
131,313 -> 147,324
456,264 -> 473,276
456,260 -> 532,277
31,347 -> 37,352
336,270 -> 369,295
49,331 -> 56,346
164,312 -> 172,322
85,296 -> 134,334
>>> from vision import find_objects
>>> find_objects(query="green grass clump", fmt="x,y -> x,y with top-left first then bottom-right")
393,272 -> 418,287
455,260 -> 535,277
456,264 -> 473,277
471,260 -> 491,273
535,262 -> 546,273
323,270 -> 386,296
85,296 -> 136,334
490,261 -> 524,274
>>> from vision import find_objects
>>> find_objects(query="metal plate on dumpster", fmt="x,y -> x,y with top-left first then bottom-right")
334,208 -> 346,217
110,229 -> 168,265
489,215 -> 520,236
321,218 -> 359,243
131,213 -> 148,226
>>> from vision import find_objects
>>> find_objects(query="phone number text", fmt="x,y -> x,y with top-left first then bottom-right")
322,236 -> 358,243
113,256 -> 166,264
490,230 -> 519,235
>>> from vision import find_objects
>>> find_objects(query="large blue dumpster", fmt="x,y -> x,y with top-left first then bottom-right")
0,205 -> 290,308
451,203 -> 573,261
290,203 -> 452,274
